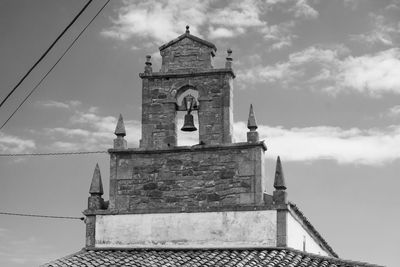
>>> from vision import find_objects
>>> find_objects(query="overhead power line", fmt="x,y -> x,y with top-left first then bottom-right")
0,0 -> 111,130
0,151 -> 108,157
0,211 -> 84,221
0,0 -> 94,110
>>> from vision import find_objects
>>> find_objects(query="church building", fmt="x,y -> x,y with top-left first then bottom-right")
42,26 -> 382,267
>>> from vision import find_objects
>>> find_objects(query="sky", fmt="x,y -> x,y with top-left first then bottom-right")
0,0 -> 399,266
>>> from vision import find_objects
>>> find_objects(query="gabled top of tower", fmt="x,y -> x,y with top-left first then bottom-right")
159,25 -> 217,53
158,26 -> 217,72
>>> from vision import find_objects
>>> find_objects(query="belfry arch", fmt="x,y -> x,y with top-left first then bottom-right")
139,31 -> 235,149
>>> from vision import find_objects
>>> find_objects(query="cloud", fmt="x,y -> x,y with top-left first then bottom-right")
178,119 -> 400,165
208,27 -> 235,39
101,0 -> 209,43
289,0 -> 319,19
30,101 -> 400,165
211,0 -> 266,28
43,107 -> 141,151
350,14 -> 400,46
262,21 -> 297,50
339,48 -> 400,96
238,46 -> 400,96
237,45 -> 346,85
36,100 -> 81,109
101,0 -> 316,47
383,105 -> 400,118
0,132 -> 35,153
233,122 -> 400,165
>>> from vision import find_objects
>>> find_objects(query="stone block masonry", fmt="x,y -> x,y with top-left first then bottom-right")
160,37 -> 215,72
140,71 -> 234,149
108,142 -> 266,212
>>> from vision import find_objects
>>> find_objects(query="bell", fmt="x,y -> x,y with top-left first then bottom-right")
181,113 -> 197,132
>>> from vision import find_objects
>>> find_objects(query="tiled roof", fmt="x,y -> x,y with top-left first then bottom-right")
42,248 -> 382,267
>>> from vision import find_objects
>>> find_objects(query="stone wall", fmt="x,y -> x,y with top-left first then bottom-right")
160,37 -> 214,72
95,210 -> 277,248
109,143 -> 266,212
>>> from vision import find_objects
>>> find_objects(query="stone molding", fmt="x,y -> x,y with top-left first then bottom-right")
139,68 -> 235,79
108,141 -> 267,154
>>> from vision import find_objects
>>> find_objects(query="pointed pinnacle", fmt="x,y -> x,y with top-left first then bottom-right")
247,104 -> 258,131
114,114 -> 126,137
274,156 -> 287,190
89,163 -> 103,195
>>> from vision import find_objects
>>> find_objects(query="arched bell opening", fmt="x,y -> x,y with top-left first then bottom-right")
176,87 -> 199,146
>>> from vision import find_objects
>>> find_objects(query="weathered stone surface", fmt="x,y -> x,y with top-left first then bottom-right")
274,156 -> 286,190
247,131 -> 259,143
114,114 -> 126,137
109,144 -> 267,211
247,104 -> 258,131
140,72 -> 234,149
85,215 -> 96,248
95,210 -> 277,249
89,163 -> 103,195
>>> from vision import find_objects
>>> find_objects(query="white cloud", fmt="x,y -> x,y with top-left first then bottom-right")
177,119 -> 400,165
101,0 -> 209,43
101,0 -> 315,47
0,132 -> 35,153
30,102 -> 400,165
350,14 -> 400,46
209,0 -> 266,36
289,0 -> 319,19
386,105 -> 400,117
43,108 -> 141,151
208,27 -> 235,39
339,48 -> 400,96
239,46 -> 400,96
36,100 -> 81,109
262,21 -> 297,50
233,122 -> 400,165
237,45 -> 345,85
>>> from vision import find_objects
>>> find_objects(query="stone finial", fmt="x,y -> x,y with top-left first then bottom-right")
89,163 -> 103,195
186,25 -> 190,34
225,48 -> 233,68
274,156 -> 286,190
114,114 -> 126,137
114,114 -> 128,149
144,55 -> 152,74
273,156 -> 287,205
247,104 -> 258,131
247,104 -> 259,143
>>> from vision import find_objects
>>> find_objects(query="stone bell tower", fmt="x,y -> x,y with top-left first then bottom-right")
82,27 -> 336,257
139,26 -> 234,148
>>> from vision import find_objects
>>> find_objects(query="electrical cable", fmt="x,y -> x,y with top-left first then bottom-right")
0,0 -> 94,109
0,151 -> 107,157
0,0 -> 111,130
0,211 -> 84,221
